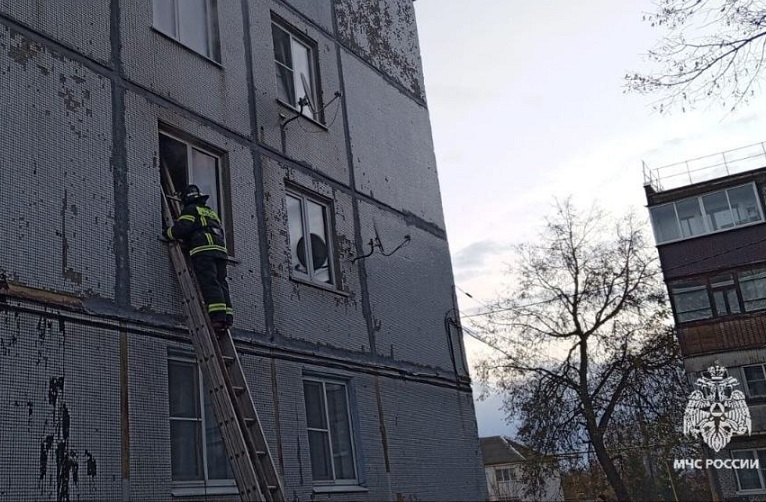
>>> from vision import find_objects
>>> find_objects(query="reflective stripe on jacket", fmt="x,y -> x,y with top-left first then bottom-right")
166,203 -> 227,258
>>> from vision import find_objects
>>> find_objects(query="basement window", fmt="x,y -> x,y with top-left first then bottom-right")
168,351 -> 235,493
153,0 -> 221,62
303,378 -> 358,485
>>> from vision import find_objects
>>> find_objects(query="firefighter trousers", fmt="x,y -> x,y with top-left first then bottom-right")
191,254 -> 233,325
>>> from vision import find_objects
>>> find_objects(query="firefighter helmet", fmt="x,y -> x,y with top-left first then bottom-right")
181,184 -> 209,205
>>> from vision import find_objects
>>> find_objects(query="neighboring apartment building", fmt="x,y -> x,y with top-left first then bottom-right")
480,436 -> 563,502
644,143 -> 766,501
0,1 -> 487,501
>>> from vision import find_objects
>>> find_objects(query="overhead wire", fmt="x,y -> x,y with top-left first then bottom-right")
457,229 -> 766,319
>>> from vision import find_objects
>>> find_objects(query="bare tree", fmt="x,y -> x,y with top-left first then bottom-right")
625,0 -> 766,112
473,201 -> 688,502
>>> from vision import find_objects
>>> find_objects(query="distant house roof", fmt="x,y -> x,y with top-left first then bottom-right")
480,436 -> 528,466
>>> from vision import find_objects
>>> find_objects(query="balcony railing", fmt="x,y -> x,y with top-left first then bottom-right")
643,141 -> 766,192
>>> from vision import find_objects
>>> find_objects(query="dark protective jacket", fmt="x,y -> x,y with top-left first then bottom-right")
166,202 -> 227,258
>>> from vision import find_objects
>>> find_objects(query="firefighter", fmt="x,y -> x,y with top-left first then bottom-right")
165,184 -> 233,330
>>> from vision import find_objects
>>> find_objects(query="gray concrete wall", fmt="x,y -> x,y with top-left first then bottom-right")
0,304 -> 484,501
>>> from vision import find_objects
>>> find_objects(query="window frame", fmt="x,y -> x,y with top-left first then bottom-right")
649,183 -> 764,245
732,449 -> 766,493
271,15 -> 324,123
285,187 -> 337,287
664,264 -> 766,324
167,351 -> 235,493
152,0 -> 221,62
303,377 -> 359,486
743,364 -> 766,398
158,128 -> 234,256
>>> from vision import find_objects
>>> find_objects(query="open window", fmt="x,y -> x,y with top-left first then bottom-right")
272,16 -> 322,122
159,130 -> 233,254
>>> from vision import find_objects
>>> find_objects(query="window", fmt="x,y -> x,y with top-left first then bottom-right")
168,351 -> 234,487
744,365 -> 766,397
669,279 -> 713,322
495,467 -> 513,483
159,131 -> 232,253
272,19 -> 321,121
710,274 -> 741,316
303,378 -> 357,484
285,190 -> 334,285
649,183 -> 763,244
494,467 -> 515,500
152,0 -> 220,61
739,268 -> 766,312
732,449 -> 766,491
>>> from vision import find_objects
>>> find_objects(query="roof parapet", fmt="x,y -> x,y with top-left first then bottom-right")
643,141 -> 766,192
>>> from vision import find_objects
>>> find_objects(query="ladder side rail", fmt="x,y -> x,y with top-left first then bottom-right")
162,192 -> 264,501
218,332 -> 285,501
217,331 -> 285,499
161,169 -> 284,501
209,330 -> 282,501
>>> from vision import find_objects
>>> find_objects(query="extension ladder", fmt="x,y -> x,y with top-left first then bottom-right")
160,170 -> 285,502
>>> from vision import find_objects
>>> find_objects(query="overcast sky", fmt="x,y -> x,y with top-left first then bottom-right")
413,0 -> 766,437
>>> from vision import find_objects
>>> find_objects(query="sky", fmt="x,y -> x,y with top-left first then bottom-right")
413,0 -> 766,437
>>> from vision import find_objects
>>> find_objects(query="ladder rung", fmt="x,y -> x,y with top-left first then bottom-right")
222,355 -> 235,365
232,386 -> 245,395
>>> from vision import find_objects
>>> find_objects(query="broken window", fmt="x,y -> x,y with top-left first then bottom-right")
167,351 -> 234,487
272,17 -> 321,121
152,0 -> 221,62
285,189 -> 334,285
303,378 -> 357,484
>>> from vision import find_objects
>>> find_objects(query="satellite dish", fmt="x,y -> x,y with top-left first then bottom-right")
300,73 -> 315,113
296,233 -> 328,270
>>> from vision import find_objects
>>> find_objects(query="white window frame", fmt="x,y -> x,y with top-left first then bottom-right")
271,18 -> 321,122
649,183 -> 764,244
168,352 -> 235,494
732,449 -> 766,493
152,0 -> 221,62
285,189 -> 335,286
303,377 -> 359,486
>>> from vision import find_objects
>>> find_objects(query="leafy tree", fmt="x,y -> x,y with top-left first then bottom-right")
626,0 -> 766,112
473,201 -> 691,501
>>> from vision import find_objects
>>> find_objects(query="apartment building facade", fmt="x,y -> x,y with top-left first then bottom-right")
644,144 -> 766,500
0,1 -> 486,500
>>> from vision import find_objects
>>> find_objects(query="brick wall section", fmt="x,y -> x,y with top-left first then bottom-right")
679,314 -> 766,356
